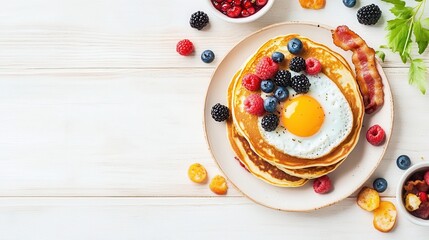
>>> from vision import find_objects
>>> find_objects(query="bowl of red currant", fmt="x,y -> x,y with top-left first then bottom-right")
207,0 -> 274,23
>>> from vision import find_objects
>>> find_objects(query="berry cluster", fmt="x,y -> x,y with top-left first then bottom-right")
177,11 -> 216,64
211,0 -> 268,18
240,38 -> 326,132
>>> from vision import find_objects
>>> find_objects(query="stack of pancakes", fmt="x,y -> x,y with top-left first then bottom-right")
227,34 -> 364,187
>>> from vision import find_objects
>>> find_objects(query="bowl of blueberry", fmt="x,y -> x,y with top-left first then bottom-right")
207,0 -> 275,23
396,159 -> 429,226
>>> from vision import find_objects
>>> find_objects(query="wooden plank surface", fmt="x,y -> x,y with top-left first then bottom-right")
0,0 -> 427,69
0,197 -> 428,239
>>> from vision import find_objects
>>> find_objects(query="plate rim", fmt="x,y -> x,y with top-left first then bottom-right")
202,21 -> 394,211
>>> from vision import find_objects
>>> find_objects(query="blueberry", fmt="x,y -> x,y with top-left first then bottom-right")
342,0 -> 356,8
274,87 -> 289,102
260,80 -> 275,93
264,97 -> 278,113
373,178 -> 388,193
396,155 -> 411,170
271,52 -> 285,63
201,50 -> 215,63
287,38 -> 303,54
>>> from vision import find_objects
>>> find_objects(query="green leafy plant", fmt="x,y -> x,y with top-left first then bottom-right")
382,0 -> 429,94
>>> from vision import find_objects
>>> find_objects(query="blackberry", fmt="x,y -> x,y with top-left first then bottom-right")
273,70 -> 291,87
211,103 -> 229,122
261,113 -> 279,132
291,74 -> 311,94
357,4 -> 382,25
190,11 -> 209,30
289,57 -> 306,72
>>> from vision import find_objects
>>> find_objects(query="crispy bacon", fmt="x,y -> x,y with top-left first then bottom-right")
332,25 -> 384,114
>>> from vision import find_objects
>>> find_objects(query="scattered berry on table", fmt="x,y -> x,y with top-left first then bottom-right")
419,192 -> 428,202
373,178 -> 388,193
209,175 -> 228,195
190,11 -> 209,30
176,39 -> 194,56
201,50 -> 215,63
357,4 -> 382,25
396,155 -> 411,170
256,56 -> 279,79
313,175 -> 332,194
244,94 -> 265,116
289,56 -> 306,72
342,0 -> 356,8
261,113 -> 279,132
271,51 -> 285,63
242,73 -> 262,91
290,74 -> 311,94
287,38 -> 303,54
260,80 -> 275,93
263,96 -> 278,113
305,57 -> 322,75
188,163 -> 208,183
274,87 -> 289,102
211,103 -> 230,122
366,124 -> 385,146
424,171 -> 429,185
273,70 -> 291,87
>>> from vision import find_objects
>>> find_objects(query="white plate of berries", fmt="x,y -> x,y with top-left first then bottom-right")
204,22 -> 394,211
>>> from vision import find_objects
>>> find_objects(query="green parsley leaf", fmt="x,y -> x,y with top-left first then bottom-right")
413,21 -> 429,54
409,59 -> 428,94
390,5 -> 413,19
376,50 -> 386,62
382,0 -> 406,7
386,18 -> 412,63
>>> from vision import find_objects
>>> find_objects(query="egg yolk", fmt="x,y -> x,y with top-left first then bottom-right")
281,95 -> 325,137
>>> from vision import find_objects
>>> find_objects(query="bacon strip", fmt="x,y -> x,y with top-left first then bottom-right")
332,25 -> 384,114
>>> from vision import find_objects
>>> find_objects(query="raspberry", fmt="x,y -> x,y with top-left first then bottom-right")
244,94 -> 265,116
242,74 -> 262,91
313,175 -> 332,194
305,58 -> 322,75
424,171 -> 429,185
419,192 -> 428,202
255,56 -> 279,80
176,39 -> 194,56
366,124 -> 385,146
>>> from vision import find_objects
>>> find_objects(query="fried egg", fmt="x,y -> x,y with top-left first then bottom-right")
258,72 -> 353,159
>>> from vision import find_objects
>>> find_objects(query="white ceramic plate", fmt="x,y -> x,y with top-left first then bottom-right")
203,22 -> 393,211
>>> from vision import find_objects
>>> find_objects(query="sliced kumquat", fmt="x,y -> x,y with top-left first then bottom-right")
299,0 -> 325,9
209,175 -> 228,195
188,163 -> 208,184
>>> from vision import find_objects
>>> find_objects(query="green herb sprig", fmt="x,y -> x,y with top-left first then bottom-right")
382,0 -> 429,94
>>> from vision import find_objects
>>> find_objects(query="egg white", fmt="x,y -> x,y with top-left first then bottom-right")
258,72 -> 353,159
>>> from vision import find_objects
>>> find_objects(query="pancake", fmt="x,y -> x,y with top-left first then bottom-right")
227,71 -> 307,187
230,34 -> 364,169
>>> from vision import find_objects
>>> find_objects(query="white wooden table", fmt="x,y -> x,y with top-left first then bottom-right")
0,0 -> 428,239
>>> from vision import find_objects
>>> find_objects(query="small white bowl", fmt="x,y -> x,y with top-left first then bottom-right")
396,161 -> 429,226
206,0 -> 275,23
